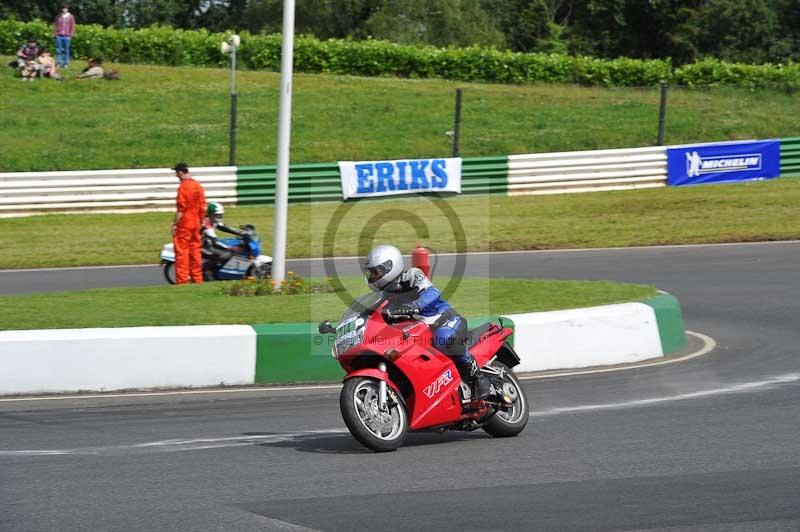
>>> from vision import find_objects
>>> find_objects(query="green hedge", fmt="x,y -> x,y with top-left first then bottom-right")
673,58 -> 800,91
3,19 -> 798,90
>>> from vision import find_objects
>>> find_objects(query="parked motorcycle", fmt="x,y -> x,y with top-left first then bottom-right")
319,292 -> 529,452
160,225 -> 272,284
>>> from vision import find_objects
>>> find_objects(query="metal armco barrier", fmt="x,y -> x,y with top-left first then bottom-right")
780,137 -> 800,177
236,162 -> 341,205
461,156 -> 509,195
0,167 -> 237,217
507,146 -> 667,196
2,137 -> 797,217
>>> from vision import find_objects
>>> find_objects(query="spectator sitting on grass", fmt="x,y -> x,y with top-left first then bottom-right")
77,57 -> 104,79
15,38 -> 40,67
13,38 -> 41,80
20,60 -> 40,81
37,50 -> 62,81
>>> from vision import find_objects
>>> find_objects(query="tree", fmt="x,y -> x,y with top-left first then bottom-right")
73,0 -> 124,28
0,0 -> 60,22
487,0 -> 573,53
364,0 -> 504,48
243,0 -> 381,38
771,0 -> 800,61
694,0 -> 781,63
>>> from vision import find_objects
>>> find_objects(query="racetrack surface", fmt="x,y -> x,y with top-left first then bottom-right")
2,242 -> 799,531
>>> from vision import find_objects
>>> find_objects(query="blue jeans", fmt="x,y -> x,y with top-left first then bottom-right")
55,36 -> 71,67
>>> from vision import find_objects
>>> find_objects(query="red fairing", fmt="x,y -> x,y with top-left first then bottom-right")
337,300 -> 513,432
343,368 -> 401,396
469,324 -> 513,367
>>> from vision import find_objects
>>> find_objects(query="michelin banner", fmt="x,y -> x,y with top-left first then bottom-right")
667,139 -> 781,187
338,157 -> 462,200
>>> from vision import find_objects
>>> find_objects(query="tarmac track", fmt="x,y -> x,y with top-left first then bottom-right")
1,242 -> 799,532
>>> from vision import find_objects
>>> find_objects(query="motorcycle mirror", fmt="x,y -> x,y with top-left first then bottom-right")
318,320 -> 335,334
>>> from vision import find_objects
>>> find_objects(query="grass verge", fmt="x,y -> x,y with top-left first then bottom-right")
1,277 -> 657,330
2,177 -> 800,269
1,56 -> 798,171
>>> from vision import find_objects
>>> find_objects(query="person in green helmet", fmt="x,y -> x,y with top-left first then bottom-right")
201,202 -> 249,272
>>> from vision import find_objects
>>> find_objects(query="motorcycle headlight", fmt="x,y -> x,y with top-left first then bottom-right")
333,317 -> 365,358
334,327 -> 364,358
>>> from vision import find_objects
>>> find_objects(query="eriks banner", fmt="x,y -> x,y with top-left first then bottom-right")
338,157 -> 462,200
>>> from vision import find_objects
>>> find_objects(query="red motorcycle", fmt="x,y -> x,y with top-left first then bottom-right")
318,292 -> 529,452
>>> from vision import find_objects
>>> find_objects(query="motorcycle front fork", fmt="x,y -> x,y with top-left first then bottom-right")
377,362 -> 388,412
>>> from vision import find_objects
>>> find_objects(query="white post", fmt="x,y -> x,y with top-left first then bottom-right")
230,41 -> 236,93
228,37 -> 238,166
272,0 -> 295,286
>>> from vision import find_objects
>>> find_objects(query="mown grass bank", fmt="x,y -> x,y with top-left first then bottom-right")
0,277 -> 657,330
1,57 -> 798,172
2,177 -> 799,269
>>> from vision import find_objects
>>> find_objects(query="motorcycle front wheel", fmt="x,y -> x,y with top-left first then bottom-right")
246,263 -> 272,280
256,262 -> 272,279
481,363 -> 529,438
340,377 -> 407,452
162,262 -> 176,285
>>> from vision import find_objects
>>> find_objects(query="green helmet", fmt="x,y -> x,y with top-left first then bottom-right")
207,202 -> 225,217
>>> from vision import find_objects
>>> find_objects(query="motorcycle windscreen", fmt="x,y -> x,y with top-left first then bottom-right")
340,292 -> 383,323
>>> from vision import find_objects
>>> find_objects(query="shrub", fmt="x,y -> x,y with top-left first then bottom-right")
222,272 -> 337,297
1,19 -> 796,90
674,58 -> 800,92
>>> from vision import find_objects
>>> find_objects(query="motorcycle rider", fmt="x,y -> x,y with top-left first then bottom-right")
363,244 -> 492,400
201,202 -> 250,273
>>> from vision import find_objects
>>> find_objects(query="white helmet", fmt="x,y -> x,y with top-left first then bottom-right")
363,244 -> 403,291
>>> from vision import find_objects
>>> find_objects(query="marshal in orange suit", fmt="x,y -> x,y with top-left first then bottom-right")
172,162 -> 206,284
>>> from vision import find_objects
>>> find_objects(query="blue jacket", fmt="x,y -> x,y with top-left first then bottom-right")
384,267 -> 453,323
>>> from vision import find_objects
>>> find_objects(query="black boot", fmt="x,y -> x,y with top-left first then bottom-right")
459,357 -> 492,401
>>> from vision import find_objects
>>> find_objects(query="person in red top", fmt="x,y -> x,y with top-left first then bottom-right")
54,5 -> 75,68
172,163 -> 206,284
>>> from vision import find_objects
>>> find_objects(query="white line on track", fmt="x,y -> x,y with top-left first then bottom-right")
0,429 -> 347,457
0,331 -> 715,403
3,240 -> 799,273
0,383 -> 344,402
254,516 -> 324,532
530,373 -> 800,417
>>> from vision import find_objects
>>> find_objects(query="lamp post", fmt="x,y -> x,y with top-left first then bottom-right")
220,34 -> 241,166
272,0 -> 295,286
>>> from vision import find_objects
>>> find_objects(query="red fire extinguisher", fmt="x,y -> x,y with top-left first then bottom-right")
412,244 -> 431,278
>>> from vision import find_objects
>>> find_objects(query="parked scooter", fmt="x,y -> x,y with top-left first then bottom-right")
160,225 -> 272,284
319,292 -> 529,452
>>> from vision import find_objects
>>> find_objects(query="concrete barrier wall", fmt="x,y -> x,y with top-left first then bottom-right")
506,303 -> 663,372
0,295 -> 684,395
0,325 -> 256,394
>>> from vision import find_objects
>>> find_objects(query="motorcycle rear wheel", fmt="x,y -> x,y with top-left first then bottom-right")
162,263 -> 176,285
481,363 -> 529,438
340,377 -> 407,452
